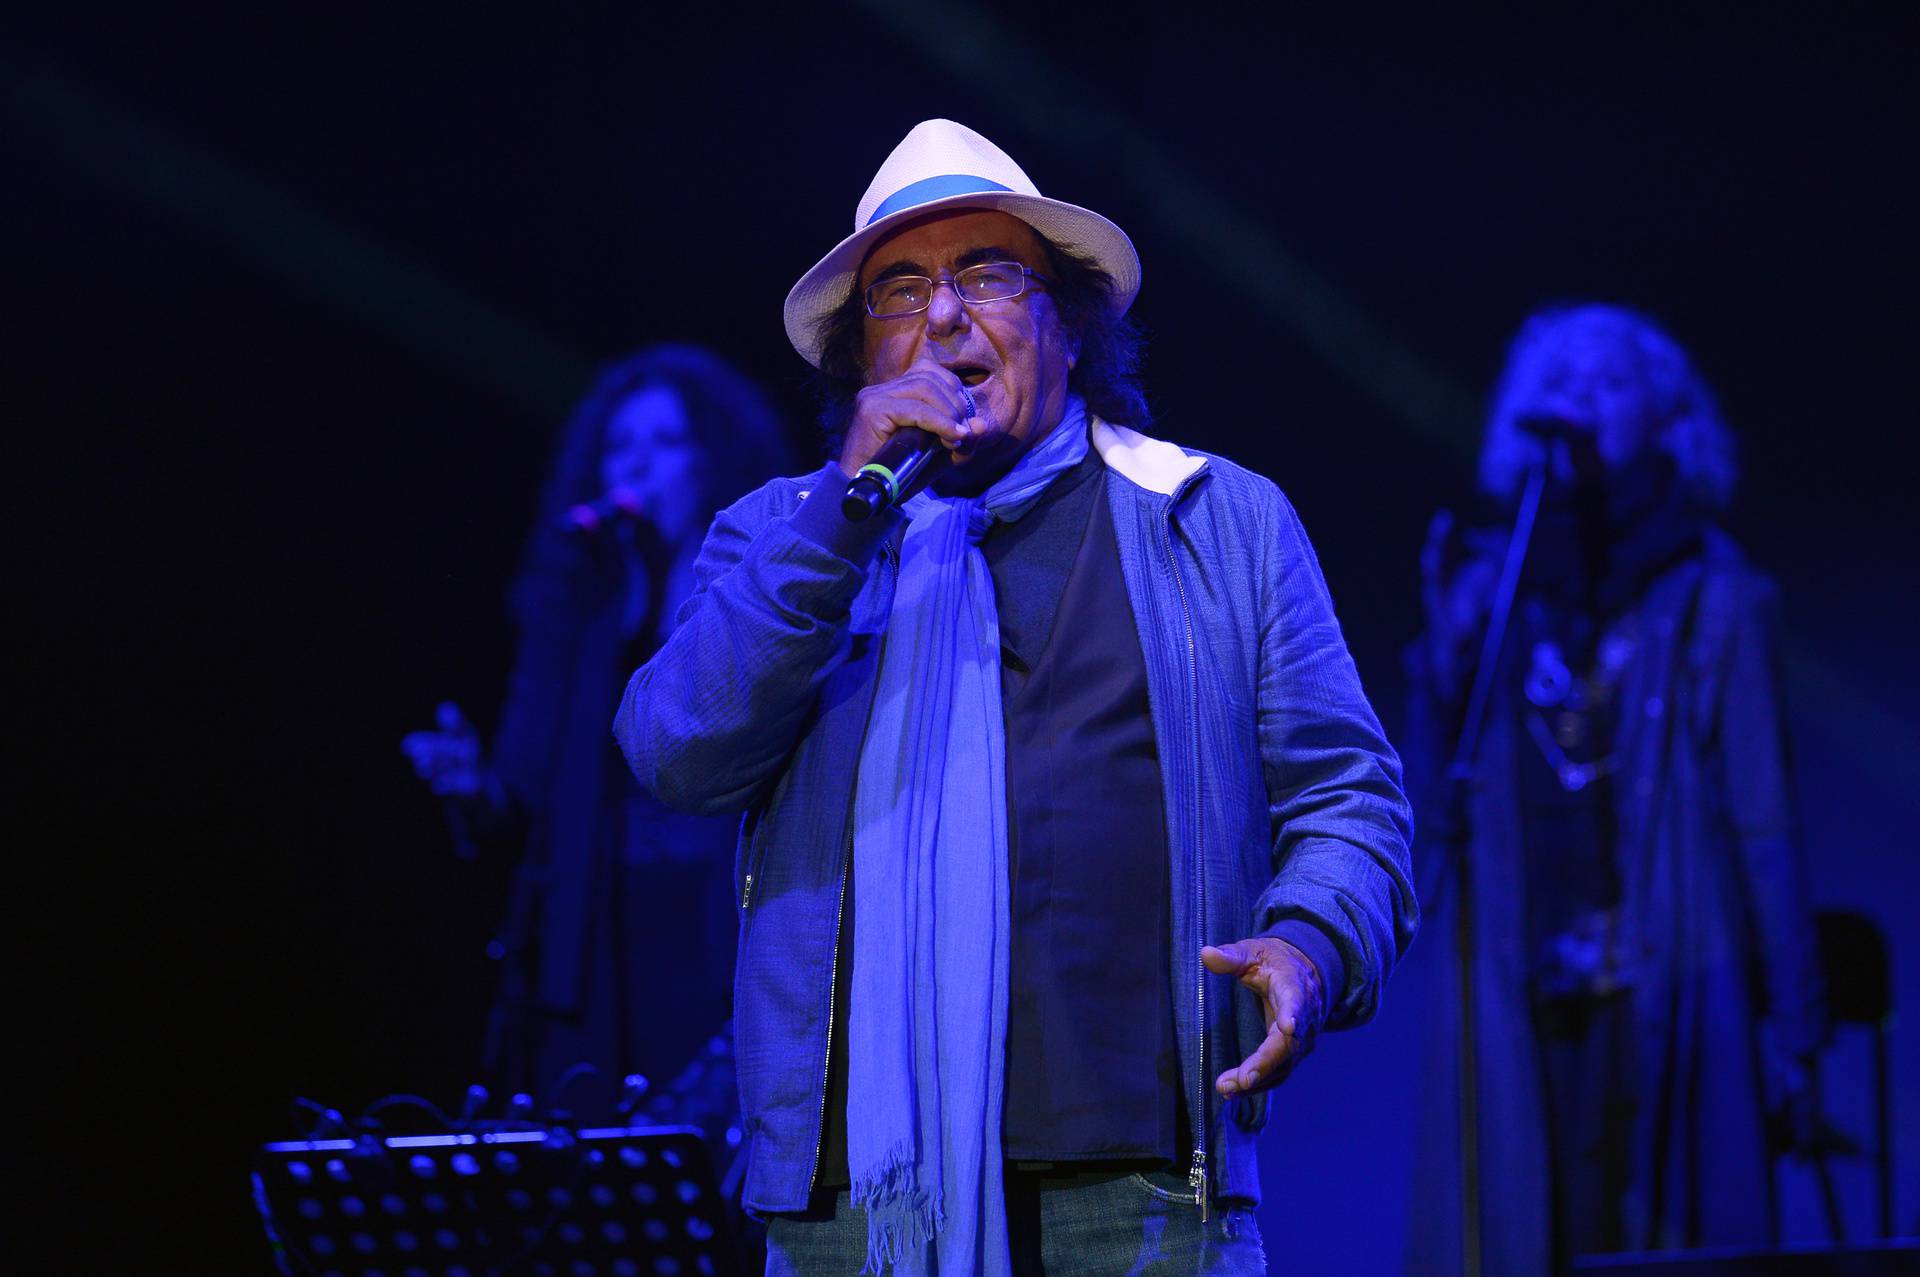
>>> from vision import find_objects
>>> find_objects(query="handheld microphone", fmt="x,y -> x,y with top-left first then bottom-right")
1516,411 -> 1607,492
1515,411 -> 1591,440
561,488 -> 643,536
842,429 -> 949,521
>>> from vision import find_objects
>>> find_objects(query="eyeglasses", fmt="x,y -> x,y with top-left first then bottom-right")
863,261 -> 1050,318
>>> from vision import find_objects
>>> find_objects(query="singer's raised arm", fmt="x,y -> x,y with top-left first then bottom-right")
613,462 -> 898,815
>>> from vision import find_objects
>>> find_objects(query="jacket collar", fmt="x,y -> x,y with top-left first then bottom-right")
802,416 -> 1207,504
1091,417 -> 1208,497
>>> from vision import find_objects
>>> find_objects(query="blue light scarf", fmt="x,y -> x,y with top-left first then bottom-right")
847,401 -> 1090,1275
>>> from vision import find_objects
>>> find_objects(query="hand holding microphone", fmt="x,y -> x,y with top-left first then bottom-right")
1516,403 -> 1603,489
1514,408 -> 1593,442
837,348 -> 993,520
561,486 -> 645,536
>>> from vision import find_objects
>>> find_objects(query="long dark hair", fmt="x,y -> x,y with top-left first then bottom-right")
510,344 -> 792,627
810,233 -> 1149,448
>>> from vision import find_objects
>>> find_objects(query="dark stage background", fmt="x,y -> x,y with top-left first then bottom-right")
8,6 -> 1915,1271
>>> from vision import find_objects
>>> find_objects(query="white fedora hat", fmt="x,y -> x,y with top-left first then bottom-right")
782,119 -> 1141,368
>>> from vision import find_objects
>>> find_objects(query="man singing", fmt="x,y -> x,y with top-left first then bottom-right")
616,119 -> 1416,1275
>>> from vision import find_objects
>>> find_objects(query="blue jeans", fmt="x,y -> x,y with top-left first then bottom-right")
764,1170 -> 1266,1275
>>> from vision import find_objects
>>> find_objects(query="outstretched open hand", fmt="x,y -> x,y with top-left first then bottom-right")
1200,936 -> 1327,1097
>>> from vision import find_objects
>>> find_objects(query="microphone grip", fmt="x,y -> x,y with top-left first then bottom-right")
842,430 -> 945,521
1515,412 -> 1590,441
561,488 -> 644,536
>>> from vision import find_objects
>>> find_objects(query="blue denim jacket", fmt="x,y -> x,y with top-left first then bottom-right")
615,419 -> 1416,1216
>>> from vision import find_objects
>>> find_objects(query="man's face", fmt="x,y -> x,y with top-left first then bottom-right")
858,209 -> 1076,481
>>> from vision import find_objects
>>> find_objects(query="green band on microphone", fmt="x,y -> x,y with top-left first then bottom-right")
856,460 -> 901,500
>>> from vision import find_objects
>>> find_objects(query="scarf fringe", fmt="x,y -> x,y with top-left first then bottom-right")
853,1140 -> 945,1275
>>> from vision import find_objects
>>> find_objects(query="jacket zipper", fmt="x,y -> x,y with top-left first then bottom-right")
741,811 -> 765,910
805,538 -> 897,1195
1162,512 -> 1209,1221
804,836 -> 851,1195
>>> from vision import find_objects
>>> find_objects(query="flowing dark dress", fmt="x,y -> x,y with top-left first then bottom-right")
481,531 -> 737,1103
1404,486 -> 1824,1274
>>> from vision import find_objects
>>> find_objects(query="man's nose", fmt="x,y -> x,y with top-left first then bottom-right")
924,278 -> 969,337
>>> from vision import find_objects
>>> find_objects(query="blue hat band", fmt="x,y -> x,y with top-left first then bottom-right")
866,174 -> 1016,226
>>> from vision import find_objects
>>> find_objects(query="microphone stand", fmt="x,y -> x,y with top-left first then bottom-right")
1436,458 -> 1547,1277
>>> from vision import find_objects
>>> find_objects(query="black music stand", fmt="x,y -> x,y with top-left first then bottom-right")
253,1123 -> 736,1276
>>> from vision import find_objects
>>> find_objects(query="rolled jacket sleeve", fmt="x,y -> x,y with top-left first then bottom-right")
1249,488 -> 1419,1029
614,463 -> 898,815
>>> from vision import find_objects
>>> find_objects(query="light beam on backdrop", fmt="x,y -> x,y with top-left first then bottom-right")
4,62 -> 594,419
